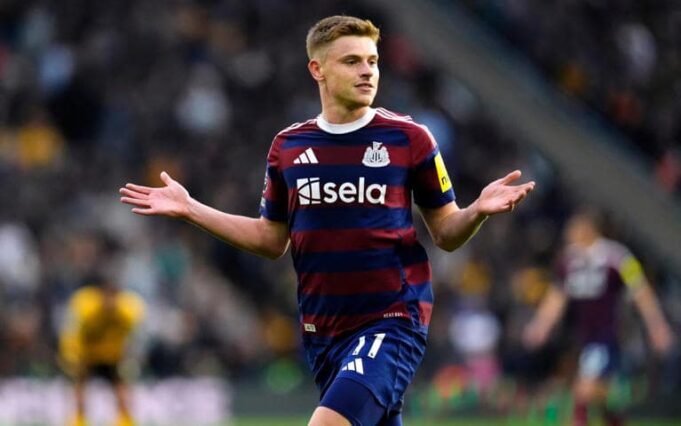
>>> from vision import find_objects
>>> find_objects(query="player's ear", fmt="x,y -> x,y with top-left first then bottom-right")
308,59 -> 324,82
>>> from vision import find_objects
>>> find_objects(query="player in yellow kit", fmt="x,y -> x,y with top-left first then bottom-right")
59,279 -> 145,426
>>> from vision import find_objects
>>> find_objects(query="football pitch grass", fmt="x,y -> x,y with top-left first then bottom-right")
231,418 -> 678,426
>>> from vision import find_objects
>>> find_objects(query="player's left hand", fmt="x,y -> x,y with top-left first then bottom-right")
651,323 -> 674,356
475,170 -> 535,215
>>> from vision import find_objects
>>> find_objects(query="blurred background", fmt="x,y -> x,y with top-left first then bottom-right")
0,0 -> 680,424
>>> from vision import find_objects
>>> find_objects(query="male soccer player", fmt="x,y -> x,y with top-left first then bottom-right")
523,209 -> 673,426
120,15 -> 534,426
59,279 -> 145,426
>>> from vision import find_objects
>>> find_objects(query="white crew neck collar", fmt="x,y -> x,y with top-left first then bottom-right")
316,108 -> 376,134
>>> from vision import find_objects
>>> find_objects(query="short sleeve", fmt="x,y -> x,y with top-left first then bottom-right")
259,136 -> 289,222
410,124 -> 456,208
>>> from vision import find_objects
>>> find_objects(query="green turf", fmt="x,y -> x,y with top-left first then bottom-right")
230,418 -> 680,426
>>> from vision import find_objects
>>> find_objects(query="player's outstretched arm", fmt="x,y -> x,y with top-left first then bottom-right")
120,172 -> 290,259
632,283 -> 674,355
522,286 -> 567,350
420,170 -> 535,252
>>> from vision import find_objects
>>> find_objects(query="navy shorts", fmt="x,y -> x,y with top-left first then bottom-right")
577,342 -> 619,380
308,319 -> 427,424
321,377 -> 402,426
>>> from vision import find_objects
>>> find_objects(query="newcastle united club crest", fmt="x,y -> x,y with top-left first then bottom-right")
362,141 -> 390,167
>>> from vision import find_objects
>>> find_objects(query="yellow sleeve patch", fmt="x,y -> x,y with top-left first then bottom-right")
434,153 -> 452,193
619,255 -> 644,288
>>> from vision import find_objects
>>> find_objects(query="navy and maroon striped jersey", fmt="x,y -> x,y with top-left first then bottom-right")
260,107 -> 455,340
557,238 -> 646,345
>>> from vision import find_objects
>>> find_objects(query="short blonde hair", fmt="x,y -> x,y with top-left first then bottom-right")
306,15 -> 380,60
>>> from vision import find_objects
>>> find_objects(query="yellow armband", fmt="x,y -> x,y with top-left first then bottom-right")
619,255 -> 644,289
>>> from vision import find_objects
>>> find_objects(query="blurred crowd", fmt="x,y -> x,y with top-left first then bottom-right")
0,0 -> 679,415
464,0 -> 681,197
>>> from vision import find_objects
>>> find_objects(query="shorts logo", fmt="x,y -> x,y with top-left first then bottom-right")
362,142 -> 390,167
304,323 -> 316,332
296,177 -> 386,205
341,358 -> 364,375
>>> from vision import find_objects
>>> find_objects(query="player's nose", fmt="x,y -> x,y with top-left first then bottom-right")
359,60 -> 374,77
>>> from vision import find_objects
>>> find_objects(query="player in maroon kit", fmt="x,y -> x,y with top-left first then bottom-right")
523,209 -> 673,426
120,15 -> 535,426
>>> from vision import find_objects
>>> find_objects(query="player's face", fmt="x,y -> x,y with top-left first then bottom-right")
319,36 -> 379,110
565,216 -> 597,248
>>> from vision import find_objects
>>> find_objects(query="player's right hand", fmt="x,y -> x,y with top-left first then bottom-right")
120,171 -> 191,219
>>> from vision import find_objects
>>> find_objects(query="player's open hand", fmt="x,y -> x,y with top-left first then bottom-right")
475,170 -> 535,216
119,171 -> 191,219
651,323 -> 674,356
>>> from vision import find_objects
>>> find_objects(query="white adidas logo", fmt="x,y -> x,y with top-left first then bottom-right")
341,358 -> 364,375
293,148 -> 318,164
